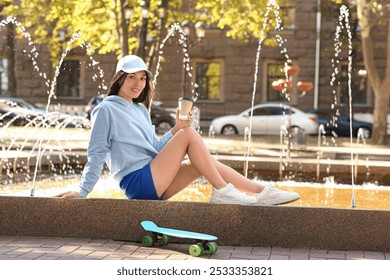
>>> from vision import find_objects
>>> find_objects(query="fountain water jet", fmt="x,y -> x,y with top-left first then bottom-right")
331,5 -> 356,208
244,0 -> 292,178
153,22 -> 201,131
1,19 -> 205,195
153,23 -> 199,101
30,31 -> 107,196
242,3 -> 364,209
0,19 -> 106,195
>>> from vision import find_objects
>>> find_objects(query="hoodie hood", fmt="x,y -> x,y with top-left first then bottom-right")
104,95 -> 131,106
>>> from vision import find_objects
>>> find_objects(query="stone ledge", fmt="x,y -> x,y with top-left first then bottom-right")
0,196 -> 389,252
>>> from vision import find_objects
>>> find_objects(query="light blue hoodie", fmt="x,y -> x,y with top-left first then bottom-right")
78,95 -> 173,197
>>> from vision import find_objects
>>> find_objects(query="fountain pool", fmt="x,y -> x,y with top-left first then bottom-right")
1,175 -> 389,211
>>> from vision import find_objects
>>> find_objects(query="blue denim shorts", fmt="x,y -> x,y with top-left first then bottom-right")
119,163 -> 162,200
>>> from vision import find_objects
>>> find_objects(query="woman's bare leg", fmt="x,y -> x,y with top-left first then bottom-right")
150,127 -> 227,197
153,129 -> 297,204
161,160 -> 200,199
161,158 -> 264,199
151,128 -> 265,199
213,159 -> 264,194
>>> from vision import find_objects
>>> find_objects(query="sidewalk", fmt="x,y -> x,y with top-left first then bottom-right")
0,235 -> 388,260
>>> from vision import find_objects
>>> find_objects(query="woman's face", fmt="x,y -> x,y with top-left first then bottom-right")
118,71 -> 147,102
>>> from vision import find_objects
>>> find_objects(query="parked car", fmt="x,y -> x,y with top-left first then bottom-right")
85,95 -> 176,134
0,97 -> 45,126
210,103 -> 318,136
307,108 -> 372,138
0,97 -> 47,113
85,94 -> 106,119
0,102 -> 25,126
0,97 -> 89,128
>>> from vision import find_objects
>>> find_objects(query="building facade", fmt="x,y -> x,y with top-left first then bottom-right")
0,0 -> 381,122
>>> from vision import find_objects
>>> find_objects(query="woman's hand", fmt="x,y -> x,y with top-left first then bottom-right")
54,191 -> 83,199
171,108 -> 192,134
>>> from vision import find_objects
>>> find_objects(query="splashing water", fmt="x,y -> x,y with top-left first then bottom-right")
332,5 -> 356,208
153,23 -> 199,102
244,0 -> 291,177
0,18 -> 106,195
30,32 -> 106,196
152,23 -> 201,132
0,17 -> 47,79
1,19 -> 202,195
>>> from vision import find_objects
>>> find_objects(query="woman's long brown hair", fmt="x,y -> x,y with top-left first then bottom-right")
107,71 -> 153,109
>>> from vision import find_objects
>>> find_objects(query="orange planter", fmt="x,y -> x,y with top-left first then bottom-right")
271,80 -> 284,91
297,81 -> 313,91
278,79 -> 293,89
284,65 -> 300,76
272,79 -> 293,91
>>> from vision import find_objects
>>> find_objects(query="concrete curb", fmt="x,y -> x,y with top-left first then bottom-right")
1,196 -> 389,252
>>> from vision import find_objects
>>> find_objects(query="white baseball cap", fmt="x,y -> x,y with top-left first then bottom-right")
115,55 -> 152,78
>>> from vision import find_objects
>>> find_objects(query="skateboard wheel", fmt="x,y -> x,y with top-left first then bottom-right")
160,234 -> 170,245
142,235 -> 154,247
204,242 -> 218,255
189,244 -> 203,257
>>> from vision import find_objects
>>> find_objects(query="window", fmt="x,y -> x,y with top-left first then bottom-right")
195,61 -> 222,101
254,106 -> 290,116
56,60 -> 80,98
267,63 -> 285,102
279,0 -> 296,30
339,65 -> 368,105
0,58 -> 8,96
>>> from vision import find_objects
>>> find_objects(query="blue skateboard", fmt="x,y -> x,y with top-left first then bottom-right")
141,220 -> 218,257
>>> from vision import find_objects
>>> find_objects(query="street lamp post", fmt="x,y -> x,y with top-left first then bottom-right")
145,0 -> 168,70
58,29 -> 66,42
195,22 -> 206,42
157,0 -> 167,19
57,28 -> 67,57
138,0 -> 150,60
120,1 -> 133,56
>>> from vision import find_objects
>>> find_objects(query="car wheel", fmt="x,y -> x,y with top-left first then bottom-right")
358,127 -> 371,139
221,125 -> 238,135
155,121 -> 173,134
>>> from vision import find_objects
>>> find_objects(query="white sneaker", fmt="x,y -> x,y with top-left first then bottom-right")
255,185 -> 300,205
210,183 -> 257,205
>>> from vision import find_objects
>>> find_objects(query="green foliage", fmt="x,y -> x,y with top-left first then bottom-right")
1,0 -> 185,64
1,0 -> 278,63
332,0 -> 346,4
72,0 -> 118,54
192,0 -> 277,43
2,0 -> 84,65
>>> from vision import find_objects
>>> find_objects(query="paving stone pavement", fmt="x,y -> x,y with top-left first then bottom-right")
0,235 -> 388,260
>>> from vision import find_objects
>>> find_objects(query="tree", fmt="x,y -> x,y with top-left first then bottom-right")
355,0 -> 390,145
1,0 -> 279,62
195,0 -> 279,39
334,0 -> 390,145
2,0 -> 125,63
1,0 -> 279,101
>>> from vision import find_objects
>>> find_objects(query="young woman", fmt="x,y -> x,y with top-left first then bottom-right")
57,55 -> 299,205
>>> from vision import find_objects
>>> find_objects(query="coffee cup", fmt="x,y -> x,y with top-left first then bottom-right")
178,97 -> 193,120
